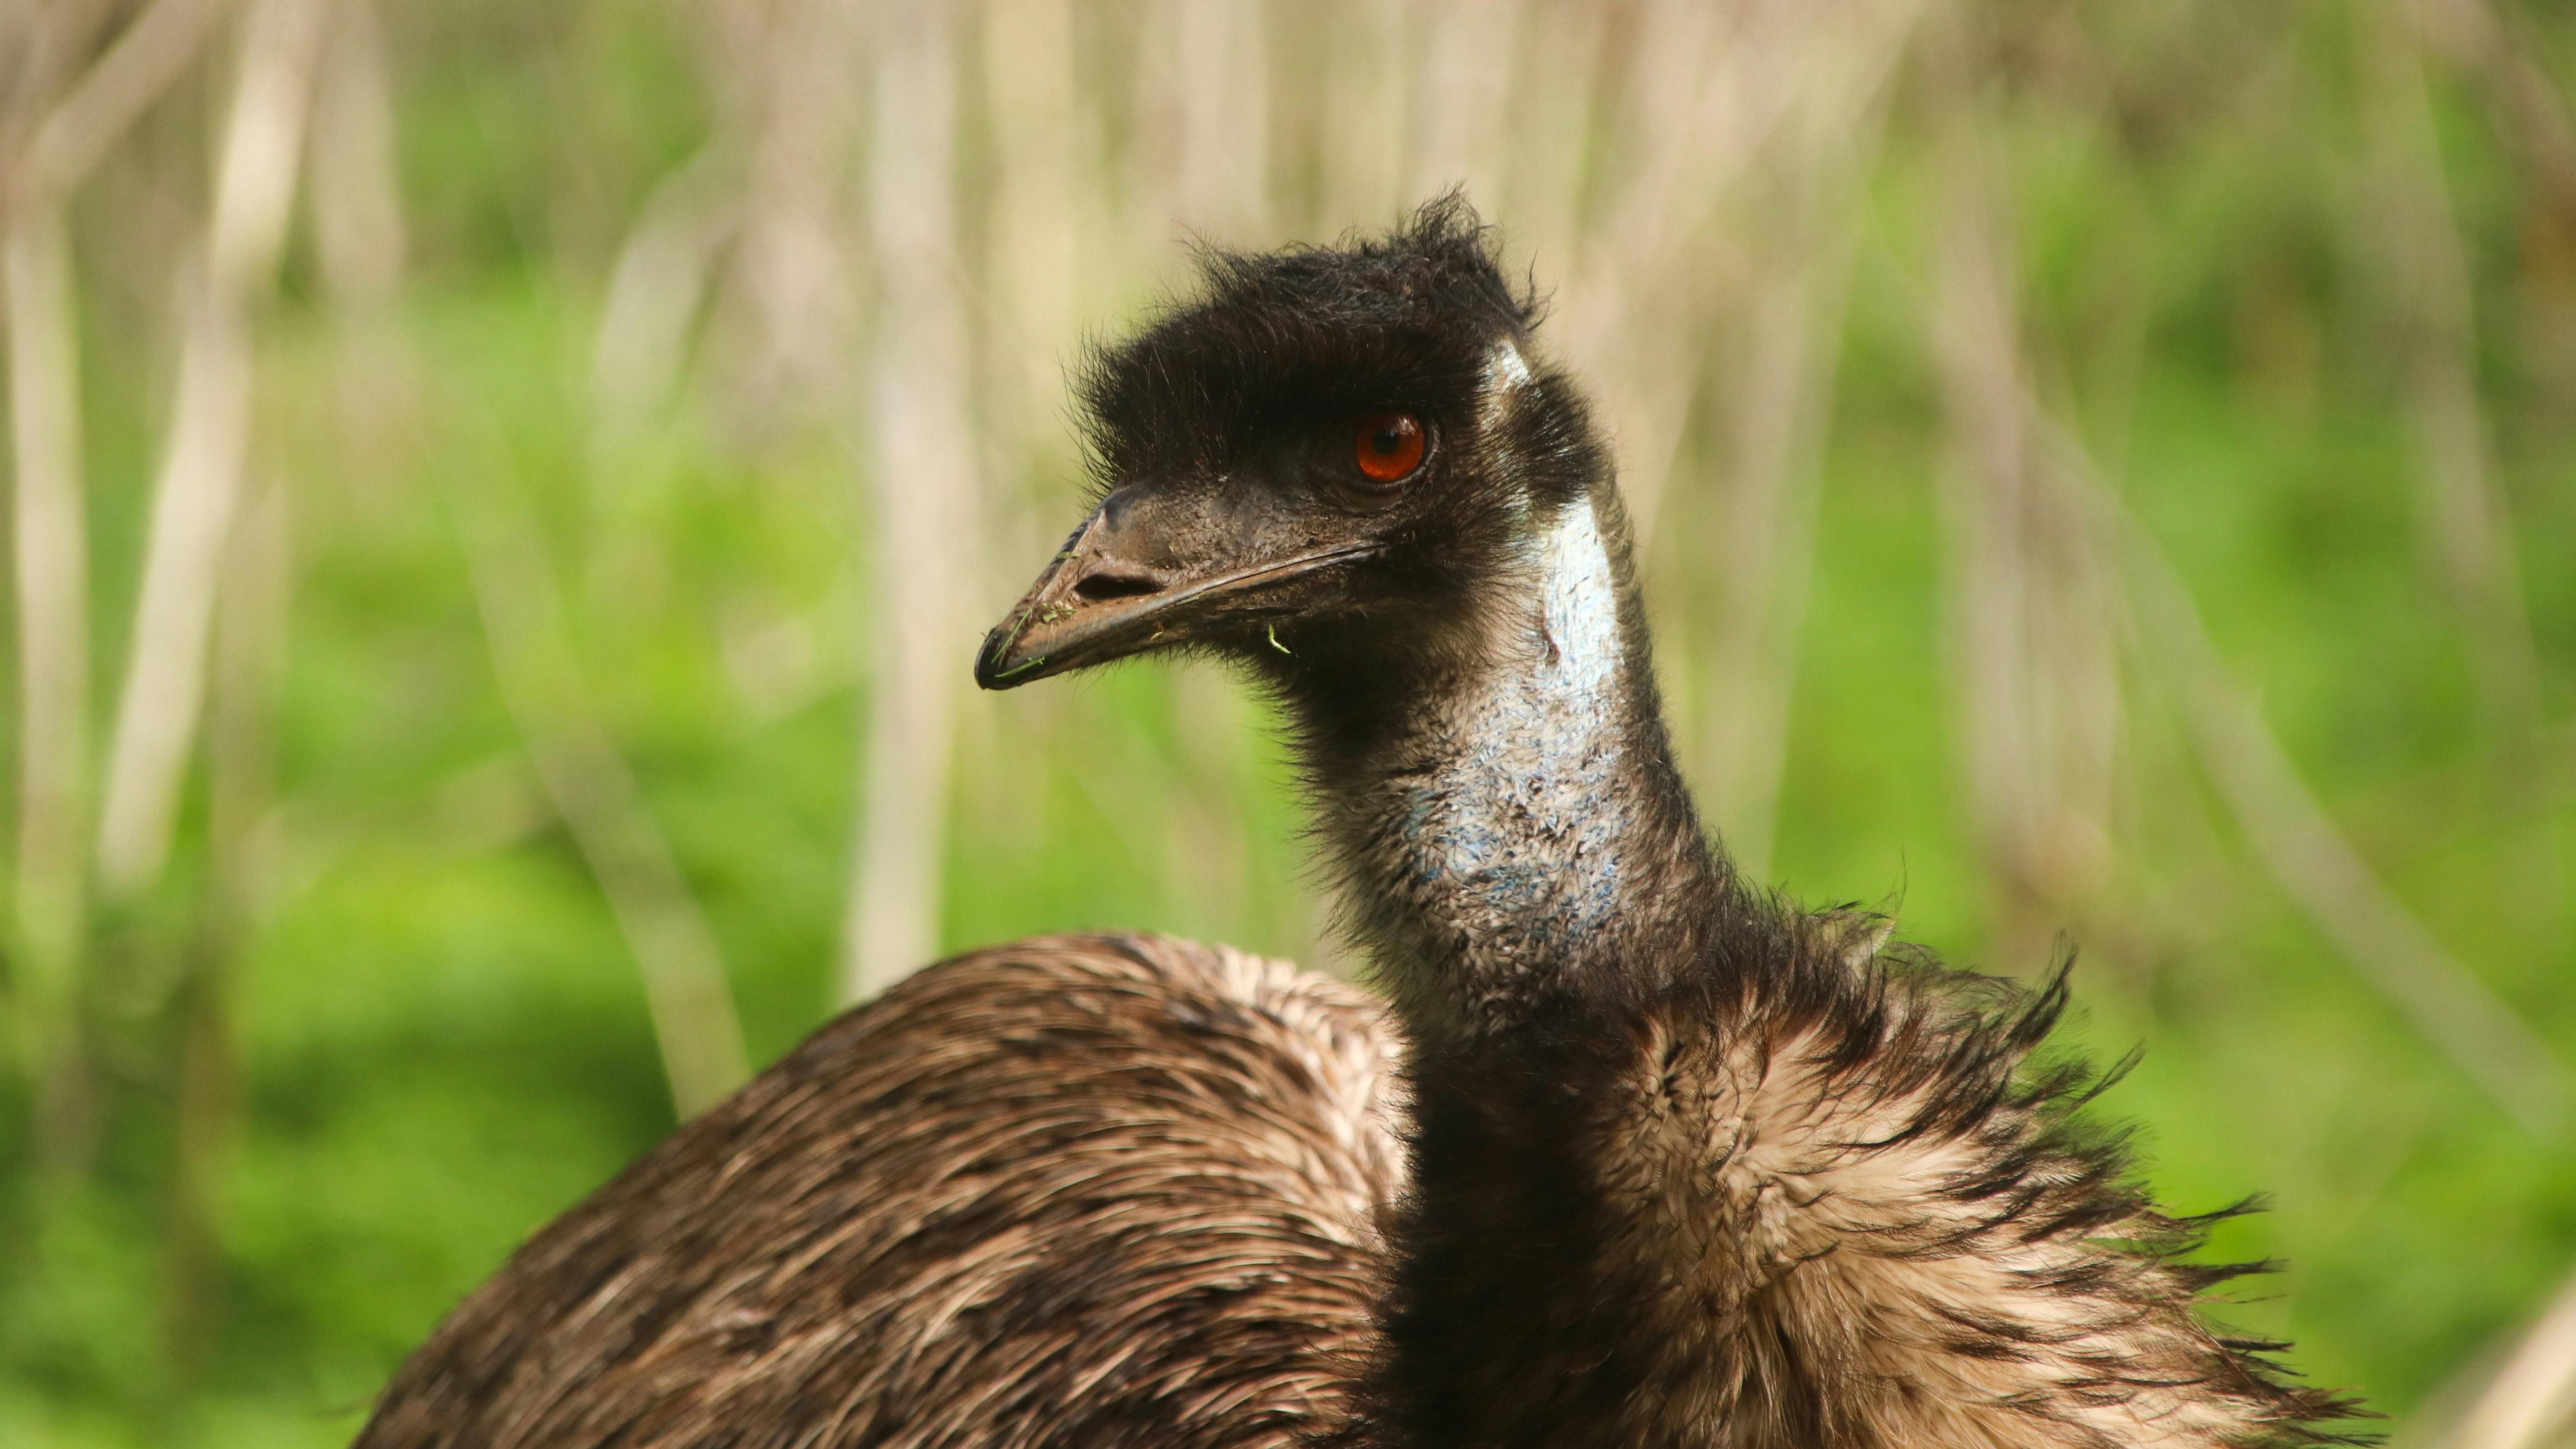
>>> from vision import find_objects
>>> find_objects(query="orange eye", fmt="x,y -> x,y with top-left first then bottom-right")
1354,411 -> 1426,484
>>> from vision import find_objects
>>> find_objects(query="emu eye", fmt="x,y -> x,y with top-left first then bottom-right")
1353,411 -> 1427,484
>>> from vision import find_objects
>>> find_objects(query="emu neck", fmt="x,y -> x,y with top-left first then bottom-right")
1299,492 -> 1723,1039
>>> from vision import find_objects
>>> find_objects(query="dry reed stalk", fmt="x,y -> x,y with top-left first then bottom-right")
1930,117 -> 2046,915
161,475 -> 287,1387
5,207 -> 89,1095
1919,13 -> 2554,1122
2109,485 -> 2571,1137
1136,0 -> 1280,961
448,450 -> 751,1118
978,0 -> 1091,595
1165,0 -> 1271,240
297,0 -> 749,1118
2407,0 -> 2576,218
839,0 -> 979,1003
0,0 -> 119,114
1495,0 -> 1609,266
2356,4 -> 2565,952
593,0 -> 775,425
1698,260 -> 1833,880
588,0 -> 865,558
585,0 -> 886,1007
6,0 -> 232,1165
2441,1263 -> 2576,1449
971,0 -> 1091,911
307,0 -> 413,459
307,0 -> 400,306
1694,82 -> 1888,879
722,0 -> 864,432
1558,0 -> 1922,549
1,2 -> 102,1167
13,0 -> 229,202
95,0 -> 329,900
1318,0 -> 1411,230
590,145 -> 733,442
1408,0 -> 1523,214
1550,0 -> 1734,548
2360,4 -> 2544,752
1928,71 -> 2123,950
980,0 -> 1086,478
1996,405 -> 2576,1137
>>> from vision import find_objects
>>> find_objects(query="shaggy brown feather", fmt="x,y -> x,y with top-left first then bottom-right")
355,933 -> 1399,1449
1343,933 -> 2358,1449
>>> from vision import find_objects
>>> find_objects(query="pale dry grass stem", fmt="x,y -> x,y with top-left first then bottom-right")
95,0 -> 329,900
5,0 -> 234,1169
1927,42 -> 2122,962
446,443 -> 752,1118
841,0 -> 982,1004
2444,1265 -> 2576,1449
1920,9 -> 2566,1134
1691,24 -> 1900,880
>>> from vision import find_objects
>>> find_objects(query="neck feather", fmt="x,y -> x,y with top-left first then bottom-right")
1298,488 -> 1726,1039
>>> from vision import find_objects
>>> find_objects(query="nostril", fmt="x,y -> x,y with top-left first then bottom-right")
1072,571 -> 1162,603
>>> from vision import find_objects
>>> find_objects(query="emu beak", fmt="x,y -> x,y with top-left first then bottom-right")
974,486 -> 1372,690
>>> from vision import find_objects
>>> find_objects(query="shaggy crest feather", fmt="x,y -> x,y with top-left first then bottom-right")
1077,196 -> 1540,500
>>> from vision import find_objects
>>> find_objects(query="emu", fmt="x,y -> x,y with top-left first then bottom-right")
358,200 -> 2353,1448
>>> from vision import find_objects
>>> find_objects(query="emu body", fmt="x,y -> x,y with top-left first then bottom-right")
363,202 -> 2354,1449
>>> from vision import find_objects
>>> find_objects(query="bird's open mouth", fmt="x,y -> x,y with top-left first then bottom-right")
974,502 -> 1376,690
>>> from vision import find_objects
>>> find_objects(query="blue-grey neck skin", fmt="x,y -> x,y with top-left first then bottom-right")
1377,494 -> 1641,1014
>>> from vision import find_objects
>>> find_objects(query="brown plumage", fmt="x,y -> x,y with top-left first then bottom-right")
363,201 -> 2361,1448
355,933 -> 1398,1448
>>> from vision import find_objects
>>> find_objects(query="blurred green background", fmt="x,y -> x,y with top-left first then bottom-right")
3,0 -> 2572,1443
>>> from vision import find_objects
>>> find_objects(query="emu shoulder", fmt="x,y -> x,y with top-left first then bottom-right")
356,933 -> 1396,1449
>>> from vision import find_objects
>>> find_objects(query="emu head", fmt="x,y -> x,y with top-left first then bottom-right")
975,199 -> 1617,701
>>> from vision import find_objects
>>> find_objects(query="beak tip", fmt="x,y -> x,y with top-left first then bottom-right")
973,626 -> 1040,691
